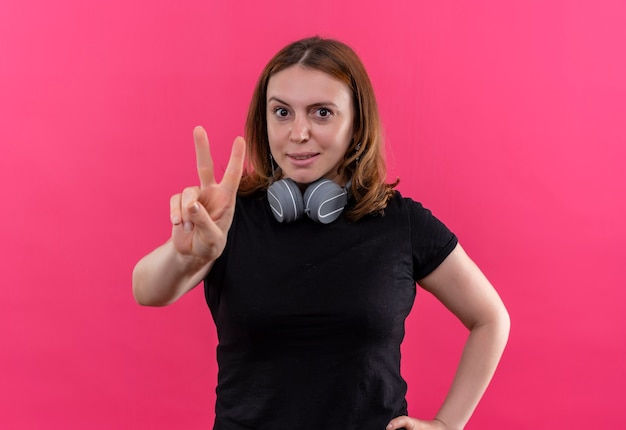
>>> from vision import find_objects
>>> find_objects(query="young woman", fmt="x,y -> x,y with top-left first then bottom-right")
133,37 -> 510,430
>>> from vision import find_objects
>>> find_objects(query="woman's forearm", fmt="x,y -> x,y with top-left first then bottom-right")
434,312 -> 510,430
132,240 -> 213,306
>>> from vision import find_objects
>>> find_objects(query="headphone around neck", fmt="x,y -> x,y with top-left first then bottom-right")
267,178 -> 349,224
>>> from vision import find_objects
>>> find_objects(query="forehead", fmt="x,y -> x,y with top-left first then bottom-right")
266,65 -> 352,104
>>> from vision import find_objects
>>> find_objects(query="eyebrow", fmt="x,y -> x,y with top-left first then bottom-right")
267,96 -> 339,108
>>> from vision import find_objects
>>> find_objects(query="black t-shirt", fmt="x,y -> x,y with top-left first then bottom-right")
205,191 -> 457,430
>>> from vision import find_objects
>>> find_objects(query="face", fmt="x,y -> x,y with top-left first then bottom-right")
266,65 -> 354,187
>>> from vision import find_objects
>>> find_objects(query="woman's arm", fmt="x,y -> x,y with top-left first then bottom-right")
387,243 -> 510,430
132,239 -> 214,306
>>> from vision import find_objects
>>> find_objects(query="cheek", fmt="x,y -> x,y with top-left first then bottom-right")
266,120 -> 285,141
323,124 -> 352,150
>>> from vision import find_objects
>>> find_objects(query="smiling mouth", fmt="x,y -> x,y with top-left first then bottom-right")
289,154 -> 318,160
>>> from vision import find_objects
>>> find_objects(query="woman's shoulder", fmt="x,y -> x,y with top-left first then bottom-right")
384,190 -> 428,214
382,191 -> 454,234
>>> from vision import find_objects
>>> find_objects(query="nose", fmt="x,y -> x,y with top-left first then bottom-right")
289,115 -> 310,143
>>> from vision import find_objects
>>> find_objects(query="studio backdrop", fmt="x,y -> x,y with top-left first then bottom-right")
1,1 -> 624,429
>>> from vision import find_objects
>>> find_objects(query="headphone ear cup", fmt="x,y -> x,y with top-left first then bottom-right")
303,179 -> 348,224
267,178 -> 304,223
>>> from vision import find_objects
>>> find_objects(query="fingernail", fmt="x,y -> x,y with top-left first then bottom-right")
190,202 -> 199,214
184,221 -> 193,231
171,215 -> 181,225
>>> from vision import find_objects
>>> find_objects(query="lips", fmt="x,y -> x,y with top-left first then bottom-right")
288,152 -> 318,160
285,152 -> 320,168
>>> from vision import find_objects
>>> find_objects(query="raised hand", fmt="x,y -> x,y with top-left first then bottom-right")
170,126 -> 246,262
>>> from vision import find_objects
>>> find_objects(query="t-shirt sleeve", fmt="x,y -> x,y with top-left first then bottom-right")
406,198 -> 458,281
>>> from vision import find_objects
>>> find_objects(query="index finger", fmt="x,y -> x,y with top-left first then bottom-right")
193,125 -> 215,188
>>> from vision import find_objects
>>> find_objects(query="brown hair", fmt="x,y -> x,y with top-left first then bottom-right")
239,36 -> 397,220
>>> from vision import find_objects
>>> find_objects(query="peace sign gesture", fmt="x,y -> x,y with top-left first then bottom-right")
170,126 -> 246,262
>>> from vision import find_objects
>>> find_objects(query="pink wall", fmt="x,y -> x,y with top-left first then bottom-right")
2,1 -> 624,428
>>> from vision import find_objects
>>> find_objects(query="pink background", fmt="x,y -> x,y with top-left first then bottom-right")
2,1 -> 625,428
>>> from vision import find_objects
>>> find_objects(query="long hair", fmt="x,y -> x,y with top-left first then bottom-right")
239,36 -> 397,221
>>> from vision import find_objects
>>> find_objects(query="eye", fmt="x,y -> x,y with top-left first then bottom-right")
315,107 -> 333,119
273,107 -> 289,118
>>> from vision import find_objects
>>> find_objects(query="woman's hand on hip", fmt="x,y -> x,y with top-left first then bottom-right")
386,416 -> 449,430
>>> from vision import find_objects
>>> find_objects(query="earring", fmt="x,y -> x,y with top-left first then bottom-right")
270,153 -> 277,178
355,142 -> 362,164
